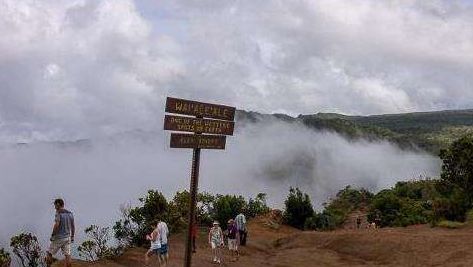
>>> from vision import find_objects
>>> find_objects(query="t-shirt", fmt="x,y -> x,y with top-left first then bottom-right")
235,213 -> 246,231
227,224 -> 237,239
53,209 -> 74,240
210,226 -> 222,244
150,229 -> 161,250
157,221 -> 169,245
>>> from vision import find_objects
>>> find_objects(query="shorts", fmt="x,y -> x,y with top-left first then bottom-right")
48,237 -> 71,256
228,239 -> 238,251
158,243 -> 168,255
211,241 -> 221,249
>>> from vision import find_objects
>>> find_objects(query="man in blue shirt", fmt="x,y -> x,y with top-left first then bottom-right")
45,198 -> 75,267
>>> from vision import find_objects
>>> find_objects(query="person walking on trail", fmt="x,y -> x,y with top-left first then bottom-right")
227,219 -> 239,261
144,223 -> 161,266
235,213 -> 247,246
356,216 -> 362,229
208,221 -> 224,264
157,220 -> 169,266
45,198 -> 75,267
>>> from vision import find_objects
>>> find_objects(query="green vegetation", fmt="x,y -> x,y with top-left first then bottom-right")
290,134 -> 473,230
437,220 -> 465,229
113,190 -> 269,248
283,187 -> 314,229
10,233 -> 43,267
0,248 -> 11,267
78,225 -> 116,261
368,180 -> 435,227
237,109 -> 473,154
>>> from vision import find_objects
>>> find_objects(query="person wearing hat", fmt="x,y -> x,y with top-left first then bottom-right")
208,221 -> 224,264
227,219 -> 239,261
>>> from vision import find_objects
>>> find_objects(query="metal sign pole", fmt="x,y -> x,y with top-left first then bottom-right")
184,142 -> 201,267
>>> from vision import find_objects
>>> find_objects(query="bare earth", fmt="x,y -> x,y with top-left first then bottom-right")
59,216 -> 473,267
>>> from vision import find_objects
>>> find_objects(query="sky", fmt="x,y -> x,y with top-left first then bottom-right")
0,0 -> 466,258
1,0 -> 473,143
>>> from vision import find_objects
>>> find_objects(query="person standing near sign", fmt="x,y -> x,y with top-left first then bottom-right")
144,223 -> 161,266
235,212 -> 247,246
157,220 -> 169,265
208,221 -> 224,264
45,198 -> 75,267
227,219 -> 239,261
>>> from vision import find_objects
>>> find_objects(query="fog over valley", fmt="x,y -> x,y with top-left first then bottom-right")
0,119 -> 440,248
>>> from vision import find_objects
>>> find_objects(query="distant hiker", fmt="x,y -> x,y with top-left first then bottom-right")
144,223 -> 161,266
157,220 -> 169,265
192,222 -> 198,253
235,213 -> 247,246
45,198 -> 75,267
209,221 -> 224,264
356,216 -> 362,229
227,219 -> 239,261
374,212 -> 381,229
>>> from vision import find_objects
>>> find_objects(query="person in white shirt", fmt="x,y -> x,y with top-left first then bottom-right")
144,224 -> 161,266
157,220 -> 169,265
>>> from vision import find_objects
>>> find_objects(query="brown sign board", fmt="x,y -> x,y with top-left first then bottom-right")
164,115 -> 234,135
170,133 -> 226,149
166,97 -> 236,121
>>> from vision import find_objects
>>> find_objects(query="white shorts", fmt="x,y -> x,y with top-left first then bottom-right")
211,241 -> 220,249
48,237 -> 71,256
228,239 -> 238,251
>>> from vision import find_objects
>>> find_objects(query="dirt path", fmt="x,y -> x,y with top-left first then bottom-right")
60,217 -> 473,267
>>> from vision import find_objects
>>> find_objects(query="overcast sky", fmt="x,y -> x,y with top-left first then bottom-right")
1,0 -> 473,142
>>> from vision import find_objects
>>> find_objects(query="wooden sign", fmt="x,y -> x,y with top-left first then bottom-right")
164,115 -> 234,135
163,96 -> 235,267
170,133 -> 226,149
165,97 -> 236,121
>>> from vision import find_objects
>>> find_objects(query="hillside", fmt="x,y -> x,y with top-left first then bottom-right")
61,215 -> 473,267
237,109 -> 473,154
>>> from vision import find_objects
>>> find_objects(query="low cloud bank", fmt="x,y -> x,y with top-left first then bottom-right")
0,120 -> 440,249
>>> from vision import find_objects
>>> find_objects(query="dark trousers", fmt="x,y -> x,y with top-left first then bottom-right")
192,236 -> 196,252
239,230 -> 247,246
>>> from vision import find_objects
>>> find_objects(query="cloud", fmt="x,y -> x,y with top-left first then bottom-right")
0,119 -> 440,250
0,0 -> 473,142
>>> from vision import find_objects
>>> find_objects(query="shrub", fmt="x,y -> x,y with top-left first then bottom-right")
437,220 -> 465,229
368,181 -> 435,227
0,248 -> 11,267
283,187 -> 314,229
323,186 -> 373,228
10,233 -> 43,267
212,194 -> 247,226
439,134 -> 473,206
246,193 -> 270,218
78,225 -> 115,261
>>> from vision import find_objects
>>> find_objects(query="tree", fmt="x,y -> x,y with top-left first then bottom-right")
0,248 -> 11,267
439,134 -> 473,206
284,187 -> 314,229
10,233 -> 43,267
212,195 -> 247,226
246,193 -> 270,218
77,225 -> 113,261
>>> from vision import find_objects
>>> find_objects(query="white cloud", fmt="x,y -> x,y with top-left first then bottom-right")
1,0 -> 473,141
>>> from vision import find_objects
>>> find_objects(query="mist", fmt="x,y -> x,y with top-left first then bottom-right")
0,119 -> 441,250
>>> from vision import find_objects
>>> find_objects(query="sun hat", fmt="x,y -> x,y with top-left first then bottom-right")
213,221 -> 219,225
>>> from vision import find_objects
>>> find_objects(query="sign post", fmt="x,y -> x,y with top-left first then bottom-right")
164,97 -> 235,267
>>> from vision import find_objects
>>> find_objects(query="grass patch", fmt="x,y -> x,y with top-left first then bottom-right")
437,220 -> 465,229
